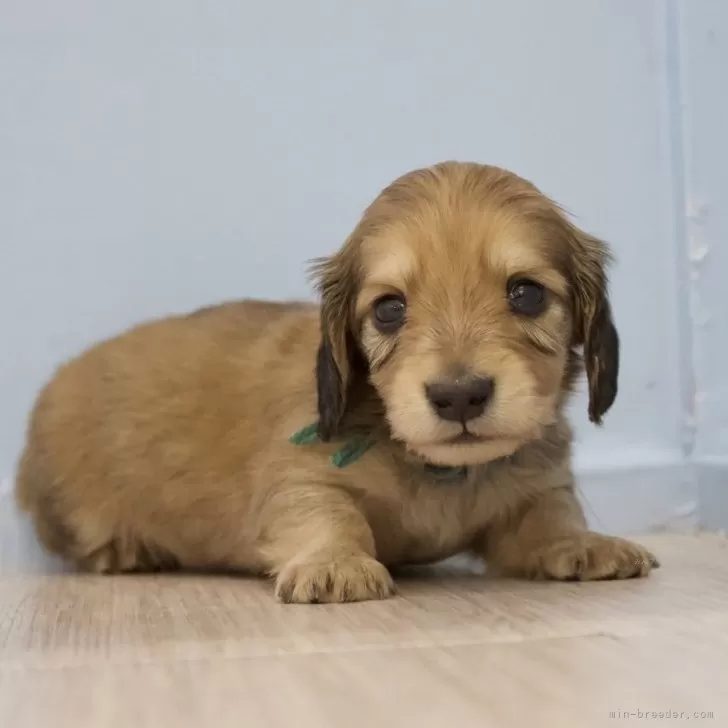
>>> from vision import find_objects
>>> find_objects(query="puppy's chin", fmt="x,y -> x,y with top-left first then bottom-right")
409,438 -> 523,467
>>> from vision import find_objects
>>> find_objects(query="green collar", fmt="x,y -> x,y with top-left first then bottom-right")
289,422 -> 469,481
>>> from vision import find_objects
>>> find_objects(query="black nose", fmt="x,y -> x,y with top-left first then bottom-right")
425,377 -> 495,423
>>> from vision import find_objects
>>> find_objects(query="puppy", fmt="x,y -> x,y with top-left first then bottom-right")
16,161 -> 658,602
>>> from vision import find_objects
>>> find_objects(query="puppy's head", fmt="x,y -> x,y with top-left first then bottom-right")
312,162 -> 618,466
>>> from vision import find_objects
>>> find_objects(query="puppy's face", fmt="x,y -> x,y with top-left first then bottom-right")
314,163 -> 618,467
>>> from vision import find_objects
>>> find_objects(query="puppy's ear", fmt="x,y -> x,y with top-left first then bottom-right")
310,243 -> 360,440
563,221 -> 620,424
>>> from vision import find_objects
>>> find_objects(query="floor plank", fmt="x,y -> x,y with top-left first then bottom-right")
1,533 -> 726,727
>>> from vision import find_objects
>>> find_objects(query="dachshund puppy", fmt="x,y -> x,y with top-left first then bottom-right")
16,162 -> 658,602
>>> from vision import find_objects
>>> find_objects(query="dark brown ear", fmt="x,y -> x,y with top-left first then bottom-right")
310,244 -> 360,440
564,223 -> 620,424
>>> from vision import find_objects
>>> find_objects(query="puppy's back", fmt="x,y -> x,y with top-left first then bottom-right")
15,299 -> 319,572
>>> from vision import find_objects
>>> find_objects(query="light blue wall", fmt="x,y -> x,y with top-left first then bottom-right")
0,2 -> 725,527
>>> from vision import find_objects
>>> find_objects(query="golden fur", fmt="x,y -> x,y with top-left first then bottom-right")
16,162 -> 658,602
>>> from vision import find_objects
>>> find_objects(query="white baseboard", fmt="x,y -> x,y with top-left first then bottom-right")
577,463 -> 699,535
697,463 -> 728,533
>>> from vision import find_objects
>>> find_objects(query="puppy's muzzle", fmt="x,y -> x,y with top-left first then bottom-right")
425,376 -> 495,423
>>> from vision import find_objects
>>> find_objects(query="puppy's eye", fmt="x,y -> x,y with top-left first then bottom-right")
372,295 -> 406,333
508,279 -> 546,317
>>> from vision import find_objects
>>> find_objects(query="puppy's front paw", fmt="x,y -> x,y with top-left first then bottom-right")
528,533 -> 659,581
275,556 -> 396,604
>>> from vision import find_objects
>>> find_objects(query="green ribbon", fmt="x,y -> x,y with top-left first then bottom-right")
289,423 -> 374,468
289,422 -> 468,481
288,422 -> 322,446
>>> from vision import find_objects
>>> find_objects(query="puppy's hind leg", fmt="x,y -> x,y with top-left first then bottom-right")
26,502 -> 144,575
76,534 -> 178,574
258,484 -> 395,604
15,449 -> 79,562
16,458 -> 159,574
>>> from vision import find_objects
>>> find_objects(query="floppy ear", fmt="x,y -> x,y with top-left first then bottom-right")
310,244 -> 361,440
564,223 -> 620,424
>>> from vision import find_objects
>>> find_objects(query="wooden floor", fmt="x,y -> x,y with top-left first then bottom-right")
0,532 -> 726,727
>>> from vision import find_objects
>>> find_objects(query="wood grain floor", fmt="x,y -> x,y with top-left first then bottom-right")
0,532 -> 726,727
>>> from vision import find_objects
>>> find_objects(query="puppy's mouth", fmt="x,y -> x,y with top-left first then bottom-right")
409,430 -> 524,467
406,427 -> 506,449
446,429 -> 488,445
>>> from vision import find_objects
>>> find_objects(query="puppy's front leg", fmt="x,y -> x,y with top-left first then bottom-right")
259,484 -> 395,603
478,486 -> 659,581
